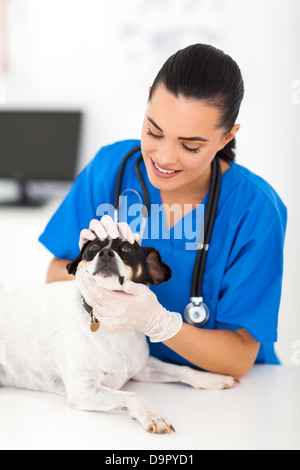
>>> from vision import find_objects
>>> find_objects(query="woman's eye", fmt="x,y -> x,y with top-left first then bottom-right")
147,129 -> 163,140
147,127 -> 201,153
181,144 -> 201,154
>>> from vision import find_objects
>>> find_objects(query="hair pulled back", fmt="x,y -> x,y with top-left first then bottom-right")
149,44 -> 244,162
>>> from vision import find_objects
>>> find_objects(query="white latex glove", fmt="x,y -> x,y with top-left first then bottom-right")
79,215 -> 140,249
76,269 -> 183,343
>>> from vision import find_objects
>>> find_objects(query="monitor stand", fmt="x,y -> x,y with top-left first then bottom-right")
0,179 -> 48,208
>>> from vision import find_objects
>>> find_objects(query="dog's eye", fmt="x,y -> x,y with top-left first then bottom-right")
121,245 -> 132,253
88,243 -> 100,251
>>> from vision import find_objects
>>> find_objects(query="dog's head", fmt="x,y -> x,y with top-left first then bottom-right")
66,237 -> 172,291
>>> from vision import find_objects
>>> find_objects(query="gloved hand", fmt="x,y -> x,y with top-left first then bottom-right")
79,215 -> 140,249
76,268 -> 183,343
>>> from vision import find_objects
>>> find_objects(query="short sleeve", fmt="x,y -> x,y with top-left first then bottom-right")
39,139 -> 140,260
38,144 -> 119,260
215,197 -> 287,343
38,161 -> 99,260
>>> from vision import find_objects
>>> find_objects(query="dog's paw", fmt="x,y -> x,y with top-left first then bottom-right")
130,407 -> 175,434
143,412 -> 175,434
205,374 -> 237,390
187,369 -> 238,390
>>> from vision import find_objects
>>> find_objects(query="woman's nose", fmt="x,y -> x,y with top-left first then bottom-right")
155,142 -> 178,167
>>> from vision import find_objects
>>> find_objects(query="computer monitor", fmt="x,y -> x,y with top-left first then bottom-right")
0,110 -> 82,206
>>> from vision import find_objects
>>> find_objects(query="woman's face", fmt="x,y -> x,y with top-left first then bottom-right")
141,84 -> 239,195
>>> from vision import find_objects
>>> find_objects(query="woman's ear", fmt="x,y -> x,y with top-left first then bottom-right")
218,124 -> 240,151
142,247 -> 172,285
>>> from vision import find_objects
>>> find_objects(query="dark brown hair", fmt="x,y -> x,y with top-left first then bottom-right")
149,44 -> 244,162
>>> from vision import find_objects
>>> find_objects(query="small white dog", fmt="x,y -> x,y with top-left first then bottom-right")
0,237 -> 236,433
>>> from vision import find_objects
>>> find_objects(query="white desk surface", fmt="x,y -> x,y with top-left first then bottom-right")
0,365 -> 299,450
0,199 -> 299,450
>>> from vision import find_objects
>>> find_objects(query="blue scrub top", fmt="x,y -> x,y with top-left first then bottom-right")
39,139 -> 287,367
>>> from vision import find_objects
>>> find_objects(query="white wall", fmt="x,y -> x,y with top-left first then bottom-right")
0,0 -> 299,366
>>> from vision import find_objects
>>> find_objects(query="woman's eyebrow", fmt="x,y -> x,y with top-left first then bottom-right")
147,117 -> 163,132
147,116 -> 209,142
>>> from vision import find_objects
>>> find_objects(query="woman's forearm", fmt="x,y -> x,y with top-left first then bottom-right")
46,257 -> 74,283
163,323 -> 260,379
46,257 -> 260,378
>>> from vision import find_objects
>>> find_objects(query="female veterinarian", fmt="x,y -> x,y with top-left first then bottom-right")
39,44 -> 287,380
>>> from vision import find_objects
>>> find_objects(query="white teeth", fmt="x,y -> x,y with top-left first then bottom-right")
154,162 -> 177,174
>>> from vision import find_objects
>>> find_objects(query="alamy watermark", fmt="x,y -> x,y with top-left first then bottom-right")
291,80 -> 300,105
96,194 -> 205,251
291,340 -> 300,366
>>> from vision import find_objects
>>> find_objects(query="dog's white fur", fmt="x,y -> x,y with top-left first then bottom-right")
0,277 -> 236,433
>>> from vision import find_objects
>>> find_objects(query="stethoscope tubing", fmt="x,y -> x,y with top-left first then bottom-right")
134,154 -> 151,216
191,156 -> 222,299
114,145 -> 142,211
114,145 -> 222,326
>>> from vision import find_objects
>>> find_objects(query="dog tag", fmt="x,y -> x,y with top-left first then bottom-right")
90,321 -> 100,333
82,297 -> 100,333
90,311 -> 100,333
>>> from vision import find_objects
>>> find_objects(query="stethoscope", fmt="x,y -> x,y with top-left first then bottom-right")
114,145 -> 222,327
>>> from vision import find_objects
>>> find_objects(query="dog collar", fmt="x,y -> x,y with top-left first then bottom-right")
81,297 -> 99,332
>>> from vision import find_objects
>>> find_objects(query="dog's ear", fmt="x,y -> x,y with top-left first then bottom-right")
66,241 -> 91,276
142,247 -> 172,285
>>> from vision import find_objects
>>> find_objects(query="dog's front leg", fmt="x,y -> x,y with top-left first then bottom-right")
67,383 -> 174,434
133,356 -> 237,390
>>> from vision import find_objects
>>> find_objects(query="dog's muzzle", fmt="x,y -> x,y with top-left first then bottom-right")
93,248 -> 120,278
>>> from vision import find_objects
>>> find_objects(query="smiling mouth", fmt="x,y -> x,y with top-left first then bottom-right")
151,158 -> 182,175
152,159 -> 179,173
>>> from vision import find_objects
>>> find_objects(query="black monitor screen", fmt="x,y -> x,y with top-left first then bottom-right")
0,110 -> 82,181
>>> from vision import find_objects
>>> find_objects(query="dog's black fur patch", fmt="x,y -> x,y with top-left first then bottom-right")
66,238 -> 172,286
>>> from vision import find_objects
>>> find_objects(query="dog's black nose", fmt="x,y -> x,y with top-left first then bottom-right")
99,248 -> 115,261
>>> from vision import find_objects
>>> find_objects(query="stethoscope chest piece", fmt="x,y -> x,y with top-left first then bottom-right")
184,298 -> 209,326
